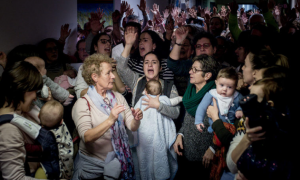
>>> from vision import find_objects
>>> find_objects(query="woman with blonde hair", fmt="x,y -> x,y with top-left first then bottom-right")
72,53 -> 143,180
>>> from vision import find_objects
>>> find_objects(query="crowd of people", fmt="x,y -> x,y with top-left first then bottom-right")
0,0 -> 298,179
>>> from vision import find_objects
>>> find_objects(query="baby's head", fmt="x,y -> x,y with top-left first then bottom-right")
145,80 -> 162,95
25,56 -> 47,76
39,100 -> 64,130
215,67 -> 238,97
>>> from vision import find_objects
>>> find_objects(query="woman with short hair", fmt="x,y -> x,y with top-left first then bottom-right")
0,61 -> 44,179
72,53 -> 143,180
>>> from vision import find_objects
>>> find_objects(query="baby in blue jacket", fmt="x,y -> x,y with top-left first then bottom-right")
195,67 -> 243,133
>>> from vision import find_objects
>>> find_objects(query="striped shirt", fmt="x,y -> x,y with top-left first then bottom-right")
127,58 -> 174,80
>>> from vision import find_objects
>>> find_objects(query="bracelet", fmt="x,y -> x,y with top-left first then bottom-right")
175,42 -> 183,46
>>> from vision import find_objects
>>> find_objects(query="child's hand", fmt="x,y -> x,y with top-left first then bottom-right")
196,123 -> 205,132
235,110 -> 244,119
63,70 -> 77,78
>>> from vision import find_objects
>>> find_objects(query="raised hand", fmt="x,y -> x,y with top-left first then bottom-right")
97,8 -> 104,20
153,3 -> 159,13
241,12 -> 248,24
124,26 -> 137,46
146,6 -> 150,15
163,9 -> 169,19
197,6 -> 203,18
150,3 -> 159,16
181,11 -> 187,23
213,6 -> 217,16
89,12 -> 105,34
137,0 -> 146,12
171,7 -> 178,18
175,6 -> 181,14
112,10 -> 121,23
188,8 -> 197,18
60,24 -> 71,41
229,0 -> 238,15
221,5 -> 227,17
205,7 -> 211,15
126,7 -> 134,17
175,26 -> 189,44
120,1 -> 130,15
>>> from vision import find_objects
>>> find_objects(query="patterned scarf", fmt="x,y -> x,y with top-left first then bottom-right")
87,86 -> 135,180
182,81 -> 216,117
210,122 -> 236,180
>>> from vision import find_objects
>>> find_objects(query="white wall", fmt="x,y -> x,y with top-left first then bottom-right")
0,0 -> 77,55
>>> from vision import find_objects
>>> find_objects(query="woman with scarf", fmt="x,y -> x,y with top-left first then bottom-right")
173,55 -> 221,179
71,53 -> 143,180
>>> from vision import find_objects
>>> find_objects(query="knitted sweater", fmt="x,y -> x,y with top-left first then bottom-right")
178,112 -> 216,161
43,75 -> 69,102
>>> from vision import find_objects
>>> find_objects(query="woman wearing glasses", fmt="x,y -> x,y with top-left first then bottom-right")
173,55 -> 221,179
74,39 -> 88,63
72,53 -> 143,180
38,38 -> 77,81
75,33 -> 126,100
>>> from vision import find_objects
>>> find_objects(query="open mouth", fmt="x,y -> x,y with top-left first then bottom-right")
140,47 -> 145,53
104,48 -> 111,52
148,69 -> 154,74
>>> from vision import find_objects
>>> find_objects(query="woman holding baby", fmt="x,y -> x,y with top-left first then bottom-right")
0,61 -> 45,179
172,55 -> 221,179
71,53 -> 143,180
115,27 -> 180,180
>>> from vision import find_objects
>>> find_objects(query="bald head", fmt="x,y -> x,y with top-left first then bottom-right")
249,14 -> 265,29
25,56 -> 46,76
40,100 -> 64,129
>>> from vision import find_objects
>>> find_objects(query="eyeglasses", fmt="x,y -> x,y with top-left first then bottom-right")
189,67 -> 204,73
100,39 -> 111,45
195,43 -> 211,49
45,46 -> 58,52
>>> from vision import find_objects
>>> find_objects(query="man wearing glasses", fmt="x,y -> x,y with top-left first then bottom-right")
167,26 -> 217,78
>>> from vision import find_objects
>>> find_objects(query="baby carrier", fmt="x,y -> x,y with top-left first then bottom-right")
0,113 -> 73,179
